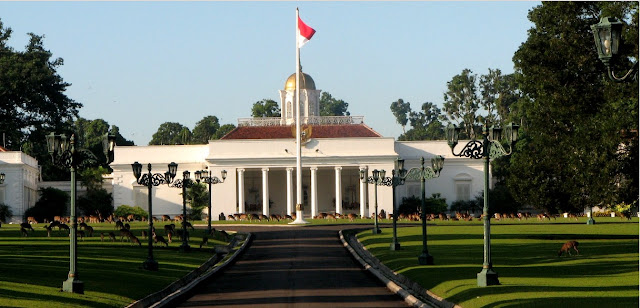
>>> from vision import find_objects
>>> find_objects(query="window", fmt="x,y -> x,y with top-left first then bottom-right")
454,173 -> 473,201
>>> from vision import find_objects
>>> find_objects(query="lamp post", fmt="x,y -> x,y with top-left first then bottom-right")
360,169 -> 391,234
446,122 -> 518,287
390,156 -> 444,262
0,172 -> 4,184
168,170 -> 197,252
195,168 -> 227,234
131,161 -> 177,271
46,132 -> 115,294
591,16 -> 638,82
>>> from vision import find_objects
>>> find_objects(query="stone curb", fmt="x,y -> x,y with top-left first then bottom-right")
339,230 -> 461,308
125,232 -> 253,308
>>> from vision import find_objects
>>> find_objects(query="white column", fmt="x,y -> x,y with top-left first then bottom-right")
310,167 -> 318,218
335,166 -> 342,214
237,169 -> 245,213
286,167 -> 294,216
262,168 -> 269,216
360,166 -> 367,218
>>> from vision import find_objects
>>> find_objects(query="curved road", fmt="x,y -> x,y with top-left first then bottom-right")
178,224 -> 408,308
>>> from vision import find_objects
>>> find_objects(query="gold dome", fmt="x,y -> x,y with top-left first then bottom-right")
284,72 -> 316,91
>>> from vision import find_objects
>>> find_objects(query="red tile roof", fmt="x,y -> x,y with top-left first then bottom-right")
221,124 -> 382,140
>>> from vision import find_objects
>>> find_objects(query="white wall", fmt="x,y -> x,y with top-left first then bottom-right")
0,151 -> 39,223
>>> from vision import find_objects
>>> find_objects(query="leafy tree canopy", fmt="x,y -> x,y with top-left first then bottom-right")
319,92 -> 350,116
192,115 -> 220,144
149,122 -> 190,145
507,1 -> 638,213
251,99 -> 281,117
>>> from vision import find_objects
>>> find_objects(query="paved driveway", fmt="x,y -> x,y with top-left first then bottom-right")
178,224 -> 408,308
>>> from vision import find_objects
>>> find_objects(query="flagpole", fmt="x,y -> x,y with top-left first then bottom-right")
292,7 -> 308,224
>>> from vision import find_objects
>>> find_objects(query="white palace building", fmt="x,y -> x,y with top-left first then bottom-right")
108,72 -> 486,220
0,72 -> 486,222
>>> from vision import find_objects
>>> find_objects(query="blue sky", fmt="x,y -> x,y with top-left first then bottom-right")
1,1 -> 539,145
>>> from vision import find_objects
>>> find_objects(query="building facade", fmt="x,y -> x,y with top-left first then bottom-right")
109,72 -> 487,220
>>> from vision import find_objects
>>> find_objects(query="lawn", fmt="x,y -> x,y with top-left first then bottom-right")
0,221 -> 230,308
357,217 -> 639,308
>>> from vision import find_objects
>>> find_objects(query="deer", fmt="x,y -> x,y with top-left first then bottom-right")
20,222 -> 34,232
348,213 -> 357,222
100,232 -> 106,242
58,224 -> 70,233
227,214 -> 236,221
199,236 -> 209,248
76,230 -> 85,241
120,229 -> 133,242
164,224 -> 175,234
183,221 -> 195,231
20,227 -> 28,237
141,230 -> 148,239
129,234 -> 142,246
27,216 -> 37,224
84,225 -> 94,237
124,223 -> 131,230
167,230 -> 173,243
78,222 -> 88,229
108,232 -> 116,242
558,240 -> 580,257
153,232 -> 169,247
269,214 -> 280,221
43,225 -> 53,237
115,220 -> 124,230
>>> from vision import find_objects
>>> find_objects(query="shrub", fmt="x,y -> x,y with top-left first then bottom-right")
114,205 -> 148,220
77,188 -> 113,217
0,203 -> 13,223
24,187 -> 68,222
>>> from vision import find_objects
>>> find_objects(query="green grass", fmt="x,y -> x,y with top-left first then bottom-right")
357,217 -> 639,308
0,221 -> 230,308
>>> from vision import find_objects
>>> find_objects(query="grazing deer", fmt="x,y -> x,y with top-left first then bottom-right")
127,214 -> 135,222
269,214 -> 280,222
259,214 -> 269,221
183,221 -> 195,231
199,236 -> 209,248
115,221 -> 124,230
27,216 -> 37,224
20,227 -> 28,237
20,222 -> 34,232
285,215 -> 293,221
348,213 -> 357,222
108,232 -> 116,242
167,230 -> 173,243
141,230 -> 148,239
162,215 -> 171,221
129,234 -> 142,246
120,229 -> 133,242
89,215 -> 99,223
58,224 -> 70,233
84,225 -> 94,237
227,214 -> 236,221
100,232 -> 105,242
153,232 -> 169,247
558,240 -> 580,257
76,230 -> 85,241
124,223 -> 130,230
78,222 -> 88,229
326,214 -> 337,221
164,224 -> 175,233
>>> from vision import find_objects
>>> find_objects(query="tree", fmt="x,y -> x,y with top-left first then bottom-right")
0,20 -> 81,180
24,187 -> 69,222
192,115 -> 220,144
149,122 -> 190,145
390,99 -> 411,133
442,69 -> 480,139
251,99 -> 281,117
393,100 -> 445,141
213,124 -> 236,139
319,92 -> 350,116
507,2 -> 638,213
74,118 -> 133,167
186,183 -> 209,220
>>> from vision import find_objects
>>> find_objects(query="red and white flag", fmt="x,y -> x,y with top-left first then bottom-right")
297,16 -> 316,48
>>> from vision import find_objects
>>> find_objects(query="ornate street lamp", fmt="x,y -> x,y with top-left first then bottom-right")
167,170 -> 197,252
446,122 -> 518,287
591,16 -> 638,82
47,132 -> 115,294
360,169 -> 391,234
390,156 -> 444,263
132,161 -> 178,270
195,168 -> 227,234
